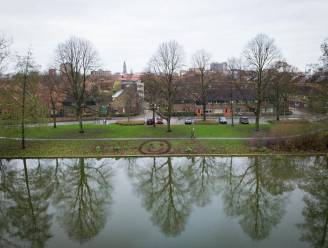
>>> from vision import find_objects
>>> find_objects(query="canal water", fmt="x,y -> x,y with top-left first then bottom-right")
0,156 -> 327,248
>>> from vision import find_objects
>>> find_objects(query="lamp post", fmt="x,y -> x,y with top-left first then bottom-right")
152,103 -> 156,127
230,80 -> 234,127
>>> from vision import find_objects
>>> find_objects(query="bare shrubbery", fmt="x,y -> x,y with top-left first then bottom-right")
262,133 -> 328,152
250,120 -> 328,152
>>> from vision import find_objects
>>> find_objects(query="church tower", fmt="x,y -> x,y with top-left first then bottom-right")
123,61 -> 127,74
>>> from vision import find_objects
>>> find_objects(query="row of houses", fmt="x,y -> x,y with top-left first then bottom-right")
49,69 -> 144,118
8,61 -> 322,120
42,66 -> 319,118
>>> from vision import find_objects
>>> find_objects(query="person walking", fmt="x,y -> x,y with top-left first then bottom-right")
191,127 -> 195,139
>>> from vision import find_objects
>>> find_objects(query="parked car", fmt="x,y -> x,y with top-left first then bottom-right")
146,118 -> 155,125
156,117 -> 164,124
185,118 -> 193,125
239,116 -> 249,124
218,116 -> 227,124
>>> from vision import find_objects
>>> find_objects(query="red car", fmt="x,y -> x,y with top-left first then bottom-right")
156,117 -> 164,124
146,118 -> 155,125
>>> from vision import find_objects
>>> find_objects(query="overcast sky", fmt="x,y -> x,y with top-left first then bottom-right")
1,0 -> 327,73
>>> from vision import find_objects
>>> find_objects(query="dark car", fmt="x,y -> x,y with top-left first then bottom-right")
239,116 -> 249,124
218,116 -> 227,124
185,118 -> 193,125
156,117 -> 164,124
146,118 -> 155,125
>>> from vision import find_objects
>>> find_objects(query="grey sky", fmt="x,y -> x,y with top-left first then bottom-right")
1,0 -> 327,73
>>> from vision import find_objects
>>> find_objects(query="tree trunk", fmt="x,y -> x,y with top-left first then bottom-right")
53,110 -> 57,128
201,72 -> 206,122
255,99 -> 261,131
276,104 -> 280,121
167,102 -> 172,132
152,106 -> 156,128
275,89 -> 280,121
255,72 -> 262,132
202,103 -> 206,121
167,85 -> 172,132
231,102 -> 234,127
78,108 -> 84,133
167,116 -> 171,132
21,76 -> 26,149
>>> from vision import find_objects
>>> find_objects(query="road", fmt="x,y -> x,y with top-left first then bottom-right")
4,108 -> 326,128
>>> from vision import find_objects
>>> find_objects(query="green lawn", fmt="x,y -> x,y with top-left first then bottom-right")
0,123 -> 266,157
0,123 -> 270,139
0,139 -> 252,157
0,121 -> 326,157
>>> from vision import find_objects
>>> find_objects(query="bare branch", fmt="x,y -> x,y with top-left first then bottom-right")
0,33 -> 12,74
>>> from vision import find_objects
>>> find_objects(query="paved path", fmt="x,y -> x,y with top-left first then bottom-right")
0,135 -> 303,141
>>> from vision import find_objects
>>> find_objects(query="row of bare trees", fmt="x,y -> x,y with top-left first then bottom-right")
0,34 -> 100,148
144,33 -> 298,132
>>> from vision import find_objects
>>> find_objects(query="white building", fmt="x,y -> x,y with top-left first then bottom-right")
91,69 -> 112,78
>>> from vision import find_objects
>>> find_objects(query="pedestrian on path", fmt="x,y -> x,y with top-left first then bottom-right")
191,127 -> 195,139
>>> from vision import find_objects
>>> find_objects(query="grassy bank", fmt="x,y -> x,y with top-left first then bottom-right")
0,139 -> 249,157
0,121 -> 326,157
0,123 -> 265,157
0,123 -> 266,139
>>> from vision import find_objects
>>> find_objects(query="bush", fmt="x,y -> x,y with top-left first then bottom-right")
258,133 -> 328,152
95,145 -> 102,153
113,146 -> 121,152
185,146 -> 193,153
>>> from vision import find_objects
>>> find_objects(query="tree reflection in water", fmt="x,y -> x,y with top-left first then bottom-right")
186,156 -> 226,207
297,156 -> 328,248
222,156 -> 296,240
1,156 -> 328,247
52,158 -> 113,243
129,157 -> 192,237
0,159 -> 54,248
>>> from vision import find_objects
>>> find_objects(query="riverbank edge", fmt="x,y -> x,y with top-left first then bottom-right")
1,152 -> 327,159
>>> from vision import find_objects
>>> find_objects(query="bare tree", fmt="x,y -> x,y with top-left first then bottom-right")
149,40 -> 184,132
55,37 -> 99,133
142,72 -> 163,127
243,33 -> 280,131
192,50 -> 211,121
227,57 -> 243,126
41,74 -> 66,128
16,50 -> 40,149
267,61 -> 296,121
0,33 -> 11,74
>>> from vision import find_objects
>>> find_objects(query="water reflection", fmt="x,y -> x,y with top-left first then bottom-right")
187,157 -> 225,207
0,159 -> 54,248
297,156 -> 328,248
52,158 -> 113,243
0,156 -> 327,247
129,157 -> 192,236
222,156 -> 296,240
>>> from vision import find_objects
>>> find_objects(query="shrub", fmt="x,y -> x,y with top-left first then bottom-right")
260,133 -> 328,152
113,146 -> 121,152
185,146 -> 193,153
95,145 -> 102,153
